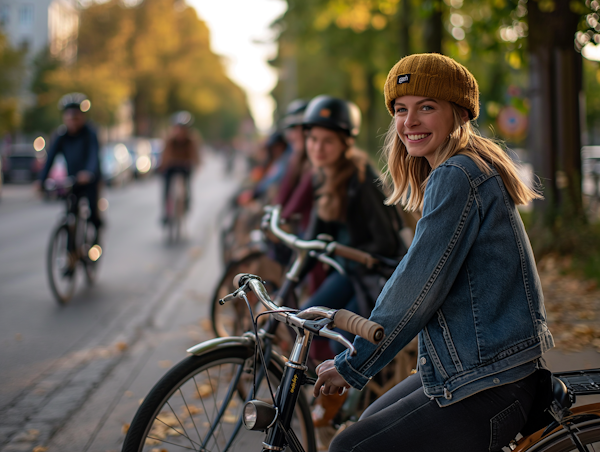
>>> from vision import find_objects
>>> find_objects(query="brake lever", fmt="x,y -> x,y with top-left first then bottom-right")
309,251 -> 346,276
218,282 -> 249,305
320,328 -> 357,356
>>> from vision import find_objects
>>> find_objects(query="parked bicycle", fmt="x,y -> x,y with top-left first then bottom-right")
122,266 -> 600,452
210,205 -> 386,339
45,177 -> 101,304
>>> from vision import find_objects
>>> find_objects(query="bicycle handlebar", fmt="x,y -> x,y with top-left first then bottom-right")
267,205 -> 378,268
230,273 -> 385,350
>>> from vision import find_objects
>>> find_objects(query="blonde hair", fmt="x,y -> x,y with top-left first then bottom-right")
380,104 -> 542,211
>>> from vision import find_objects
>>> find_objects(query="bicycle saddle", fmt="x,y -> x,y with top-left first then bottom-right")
551,376 -> 572,409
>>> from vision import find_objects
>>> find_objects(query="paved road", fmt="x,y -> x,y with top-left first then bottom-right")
0,153 -> 242,451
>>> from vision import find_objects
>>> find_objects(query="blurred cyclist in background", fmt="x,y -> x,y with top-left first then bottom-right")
37,93 -> 103,242
236,130 -> 289,206
159,111 -> 201,224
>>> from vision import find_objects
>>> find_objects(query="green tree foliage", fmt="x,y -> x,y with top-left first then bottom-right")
270,0 -> 533,155
24,0 -> 250,140
273,0 -> 600,272
0,29 -> 24,136
271,0 -> 411,155
22,49 -> 65,135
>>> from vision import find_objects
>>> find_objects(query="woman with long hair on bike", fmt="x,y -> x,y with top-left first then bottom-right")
314,54 -> 555,452
300,95 -> 408,352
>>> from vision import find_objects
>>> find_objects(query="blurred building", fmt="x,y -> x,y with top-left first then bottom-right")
0,0 -> 79,64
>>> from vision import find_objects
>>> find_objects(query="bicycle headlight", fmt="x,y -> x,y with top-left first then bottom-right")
242,400 -> 277,431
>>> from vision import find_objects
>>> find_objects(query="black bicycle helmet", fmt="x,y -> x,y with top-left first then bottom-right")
265,130 -> 287,149
171,111 -> 194,127
282,99 -> 309,128
58,93 -> 91,112
302,95 -> 361,137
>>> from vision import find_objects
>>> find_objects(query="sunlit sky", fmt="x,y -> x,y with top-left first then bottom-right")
188,0 -> 288,133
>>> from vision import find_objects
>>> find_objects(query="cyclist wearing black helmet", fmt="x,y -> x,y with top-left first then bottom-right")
301,95 -> 407,350
159,111 -> 201,224
37,93 -> 103,237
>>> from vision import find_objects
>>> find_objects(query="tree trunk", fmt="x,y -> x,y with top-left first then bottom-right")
527,0 -> 583,225
365,70 -> 378,154
398,0 -> 411,58
423,0 -> 443,54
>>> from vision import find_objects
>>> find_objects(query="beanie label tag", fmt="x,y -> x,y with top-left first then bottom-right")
397,74 -> 411,84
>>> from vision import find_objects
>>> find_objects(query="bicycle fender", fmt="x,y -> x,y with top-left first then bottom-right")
186,335 -> 289,375
186,335 -> 255,355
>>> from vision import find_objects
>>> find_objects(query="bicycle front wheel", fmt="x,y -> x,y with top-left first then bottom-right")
47,223 -> 76,305
122,346 -> 316,452
525,418 -> 600,451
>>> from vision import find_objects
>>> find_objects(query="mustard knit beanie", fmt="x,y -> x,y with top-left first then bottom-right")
384,53 -> 479,120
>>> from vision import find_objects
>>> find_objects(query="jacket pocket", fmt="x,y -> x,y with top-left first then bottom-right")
489,400 -> 526,451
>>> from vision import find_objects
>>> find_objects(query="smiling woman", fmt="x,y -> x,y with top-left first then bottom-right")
317,53 -> 552,452
392,96 -> 465,165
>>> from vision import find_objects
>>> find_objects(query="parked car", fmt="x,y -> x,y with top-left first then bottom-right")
125,137 -> 154,178
101,142 -> 134,187
1,143 -> 46,182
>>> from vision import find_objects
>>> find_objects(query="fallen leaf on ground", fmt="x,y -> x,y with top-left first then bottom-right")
115,341 -> 128,352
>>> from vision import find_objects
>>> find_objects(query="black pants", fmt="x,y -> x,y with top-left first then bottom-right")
71,183 -> 102,228
330,370 -> 540,452
69,183 -> 102,247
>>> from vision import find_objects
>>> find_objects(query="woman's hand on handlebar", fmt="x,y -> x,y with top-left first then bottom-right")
314,359 -> 350,398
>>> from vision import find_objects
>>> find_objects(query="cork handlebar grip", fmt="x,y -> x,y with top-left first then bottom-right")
333,309 -> 384,345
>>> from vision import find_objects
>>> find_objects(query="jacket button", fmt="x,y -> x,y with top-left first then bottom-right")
420,357 -> 426,365
493,378 -> 500,384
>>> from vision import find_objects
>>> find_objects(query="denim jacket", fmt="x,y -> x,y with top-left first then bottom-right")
335,154 -> 554,406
